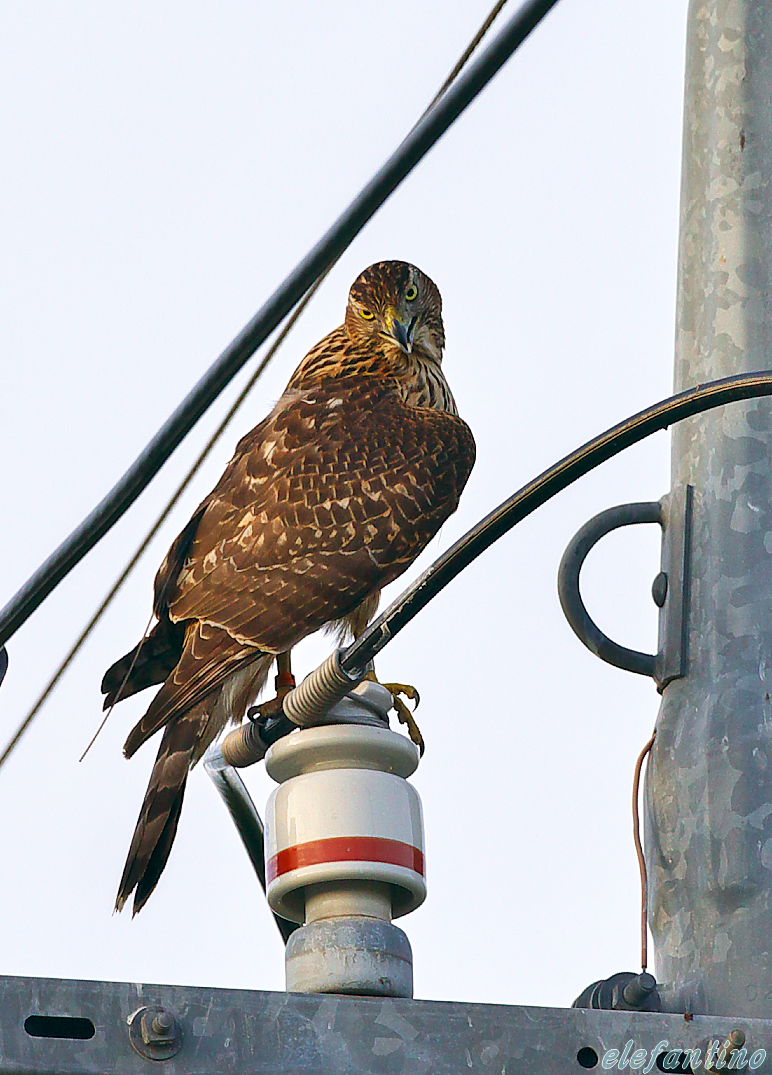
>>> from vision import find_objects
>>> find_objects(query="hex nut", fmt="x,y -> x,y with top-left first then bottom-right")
129,1006 -> 183,1061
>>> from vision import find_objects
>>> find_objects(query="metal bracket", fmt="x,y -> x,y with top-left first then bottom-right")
3,973 -> 771,1074
557,486 -> 692,692
655,484 -> 693,690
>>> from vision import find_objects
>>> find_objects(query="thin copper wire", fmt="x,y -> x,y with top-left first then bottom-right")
633,729 -> 657,971
0,274 -> 326,770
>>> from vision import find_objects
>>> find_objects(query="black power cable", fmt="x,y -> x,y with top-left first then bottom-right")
251,370 -> 772,748
0,0 -> 561,651
0,1 -> 513,772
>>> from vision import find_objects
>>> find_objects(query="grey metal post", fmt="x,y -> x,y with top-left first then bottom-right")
646,0 -> 772,1018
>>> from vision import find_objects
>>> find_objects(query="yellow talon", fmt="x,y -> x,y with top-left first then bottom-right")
390,694 -> 425,755
364,674 -> 424,754
380,681 -> 421,708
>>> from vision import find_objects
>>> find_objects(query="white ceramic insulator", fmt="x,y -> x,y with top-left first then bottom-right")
264,723 -> 425,924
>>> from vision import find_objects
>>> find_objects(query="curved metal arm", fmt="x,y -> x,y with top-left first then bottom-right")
341,371 -> 772,678
249,371 -> 772,748
557,502 -> 662,677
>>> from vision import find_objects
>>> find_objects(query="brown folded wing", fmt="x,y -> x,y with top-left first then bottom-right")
127,377 -> 475,751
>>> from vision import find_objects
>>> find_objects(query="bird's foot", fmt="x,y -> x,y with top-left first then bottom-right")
369,678 -> 424,755
247,667 -> 296,723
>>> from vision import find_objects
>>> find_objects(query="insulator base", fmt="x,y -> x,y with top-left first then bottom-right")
284,916 -> 413,998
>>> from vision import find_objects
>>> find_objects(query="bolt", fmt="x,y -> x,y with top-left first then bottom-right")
152,1011 -> 174,1035
129,1006 -> 183,1062
652,572 -> 668,607
621,972 -> 657,1009
707,1030 -> 747,1073
141,1008 -> 177,1045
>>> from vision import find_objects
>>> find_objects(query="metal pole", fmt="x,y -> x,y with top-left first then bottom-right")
647,0 -> 772,1018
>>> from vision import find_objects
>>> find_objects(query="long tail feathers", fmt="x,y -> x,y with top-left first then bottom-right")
115,709 -> 202,915
113,650 -> 274,914
102,617 -> 186,710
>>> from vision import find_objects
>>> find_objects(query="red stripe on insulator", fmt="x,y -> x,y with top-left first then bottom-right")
267,836 -> 424,883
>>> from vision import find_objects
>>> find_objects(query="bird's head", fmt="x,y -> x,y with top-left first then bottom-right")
345,261 -> 445,362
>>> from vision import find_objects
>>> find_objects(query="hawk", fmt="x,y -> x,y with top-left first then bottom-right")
102,260 -> 476,914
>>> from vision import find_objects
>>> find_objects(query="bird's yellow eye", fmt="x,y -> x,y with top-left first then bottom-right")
405,285 -> 418,301
360,308 -> 375,320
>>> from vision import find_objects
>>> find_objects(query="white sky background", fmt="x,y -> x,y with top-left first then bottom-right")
0,1 -> 687,1008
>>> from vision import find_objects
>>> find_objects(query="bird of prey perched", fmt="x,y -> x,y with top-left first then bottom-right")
102,260 -> 476,914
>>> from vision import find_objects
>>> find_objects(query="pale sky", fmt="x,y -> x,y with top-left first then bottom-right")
0,0 -> 686,1007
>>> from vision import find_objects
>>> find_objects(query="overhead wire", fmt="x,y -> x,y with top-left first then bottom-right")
0,0 -> 513,768
421,0 -> 511,118
0,0 -> 560,650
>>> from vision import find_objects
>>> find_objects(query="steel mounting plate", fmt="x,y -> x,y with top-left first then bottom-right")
1,973 -> 770,1074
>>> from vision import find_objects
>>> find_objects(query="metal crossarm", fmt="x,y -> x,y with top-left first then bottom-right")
2,974 -> 770,1074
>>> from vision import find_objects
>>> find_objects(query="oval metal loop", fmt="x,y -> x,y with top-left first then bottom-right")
558,502 -> 662,678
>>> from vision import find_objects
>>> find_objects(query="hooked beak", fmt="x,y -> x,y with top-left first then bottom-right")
390,315 -> 416,355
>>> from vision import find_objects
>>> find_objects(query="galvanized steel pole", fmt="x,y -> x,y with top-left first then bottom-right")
646,0 -> 772,1018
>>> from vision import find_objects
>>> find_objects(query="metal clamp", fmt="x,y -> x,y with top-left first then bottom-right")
557,488 -> 692,691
